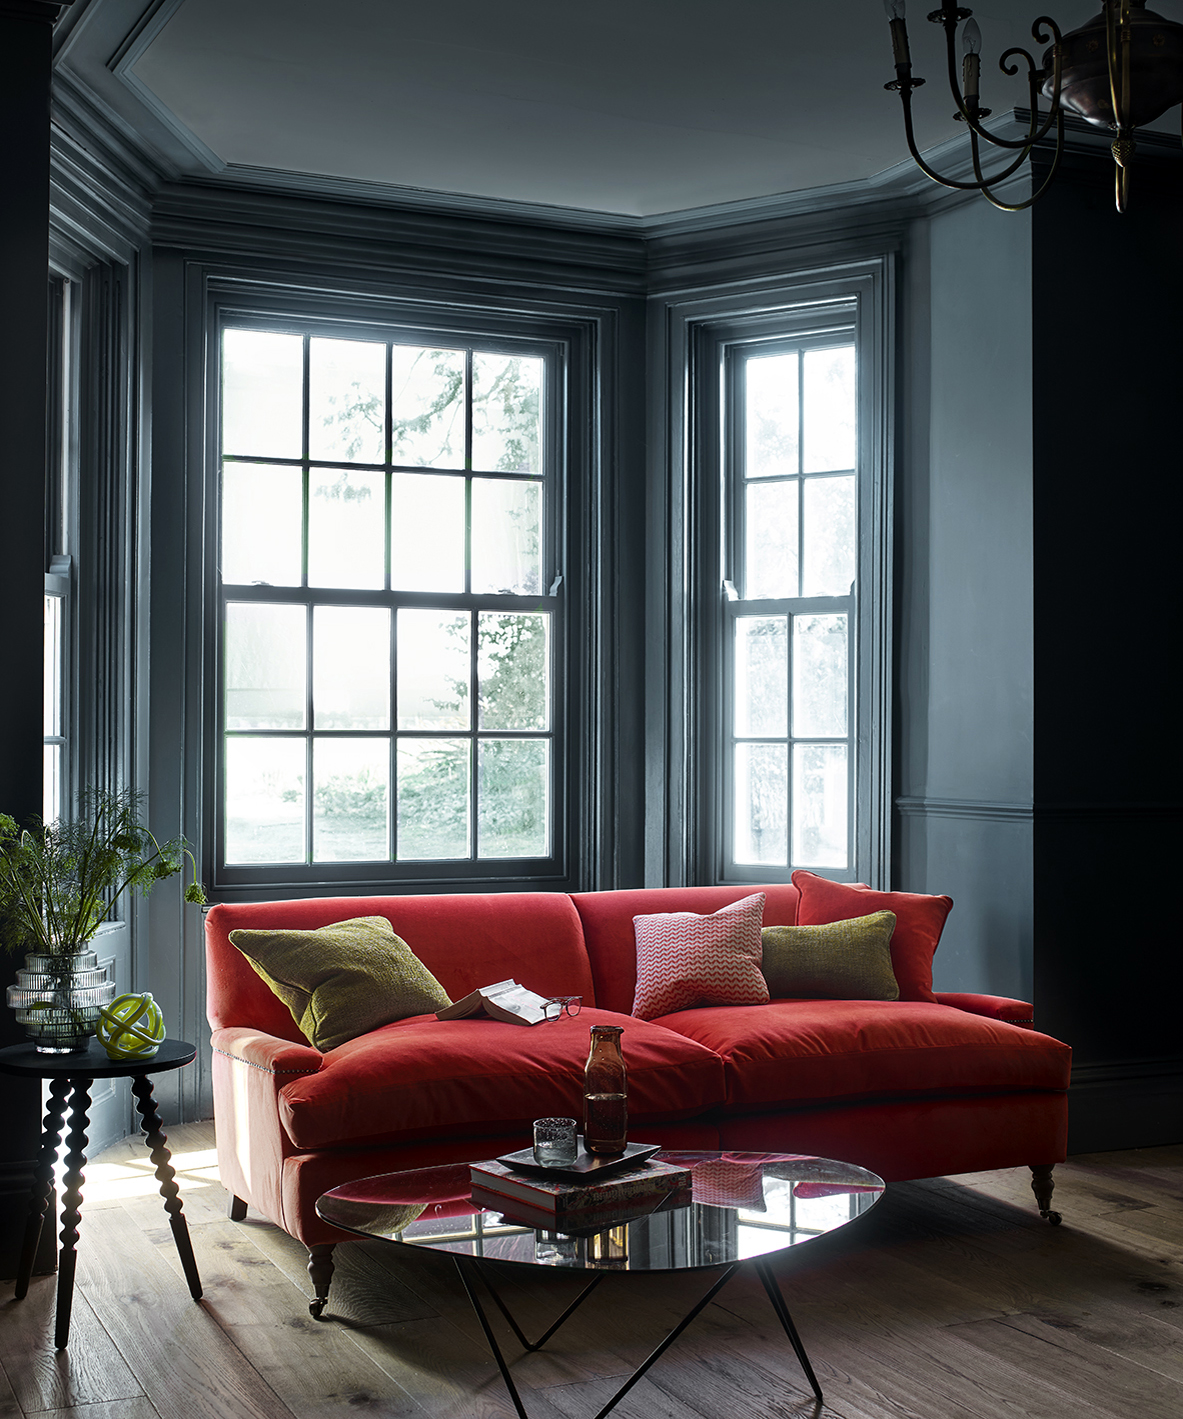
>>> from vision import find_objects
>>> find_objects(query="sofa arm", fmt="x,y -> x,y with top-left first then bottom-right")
934,992 -> 1035,1029
211,1027 -> 322,1233
211,1026 -> 323,1077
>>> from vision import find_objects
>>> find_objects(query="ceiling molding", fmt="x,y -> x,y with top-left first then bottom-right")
108,0 -> 224,174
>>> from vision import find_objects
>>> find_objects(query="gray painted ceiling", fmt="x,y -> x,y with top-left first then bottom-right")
87,0 -> 1183,218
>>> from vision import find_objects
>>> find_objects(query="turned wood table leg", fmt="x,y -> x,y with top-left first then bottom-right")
55,1080 -> 91,1350
132,1073 -> 203,1299
1030,1164 -> 1062,1225
16,1075 -> 71,1299
308,1243 -> 335,1318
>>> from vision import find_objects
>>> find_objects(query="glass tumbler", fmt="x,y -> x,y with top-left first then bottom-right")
533,1116 -> 578,1167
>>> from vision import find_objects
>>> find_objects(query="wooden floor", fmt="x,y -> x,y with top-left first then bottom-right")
1,1126 -> 1180,1419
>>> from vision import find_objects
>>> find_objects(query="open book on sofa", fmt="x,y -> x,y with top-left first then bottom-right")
435,979 -> 550,1025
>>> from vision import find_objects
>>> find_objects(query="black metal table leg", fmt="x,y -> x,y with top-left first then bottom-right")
456,1259 -> 740,1419
15,1075 -> 70,1299
475,1262 -> 605,1352
454,1257 -> 531,1419
754,1257 -> 824,1404
54,1079 -> 91,1350
131,1073 -> 202,1300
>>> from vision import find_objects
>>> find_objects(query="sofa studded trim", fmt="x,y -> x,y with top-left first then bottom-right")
214,1047 -> 319,1076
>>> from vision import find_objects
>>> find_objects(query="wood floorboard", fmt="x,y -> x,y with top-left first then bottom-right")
30,1401 -> 163,1419
950,1310 -> 1183,1419
3,1124 -> 1179,1419
0,1277 -> 143,1414
74,1206 -> 299,1419
0,1364 -> 20,1419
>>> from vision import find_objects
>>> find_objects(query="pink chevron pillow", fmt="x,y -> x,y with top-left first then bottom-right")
631,893 -> 769,1021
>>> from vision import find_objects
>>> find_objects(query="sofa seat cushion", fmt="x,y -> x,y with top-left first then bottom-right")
278,1008 -> 726,1151
655,1000 -> 1072,1113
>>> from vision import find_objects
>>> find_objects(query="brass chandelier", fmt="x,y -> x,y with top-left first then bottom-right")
882,0 -> 1183,211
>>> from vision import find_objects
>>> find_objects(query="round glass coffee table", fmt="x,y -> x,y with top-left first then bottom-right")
318,1149 -> 883,1417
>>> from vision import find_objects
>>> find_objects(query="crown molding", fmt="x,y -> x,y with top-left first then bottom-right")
1,0 -> 74,20
151,180 -> 649,298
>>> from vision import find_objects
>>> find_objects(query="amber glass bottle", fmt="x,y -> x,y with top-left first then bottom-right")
583,1024 -> 627,1154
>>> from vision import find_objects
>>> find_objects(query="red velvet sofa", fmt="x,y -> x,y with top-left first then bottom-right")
206,884 -> 1071,1310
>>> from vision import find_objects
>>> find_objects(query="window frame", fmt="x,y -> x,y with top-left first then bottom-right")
674,269 -> 893,889
202,287 -> 590,898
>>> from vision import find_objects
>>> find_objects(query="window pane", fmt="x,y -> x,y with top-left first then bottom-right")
222,462 -> 303,587
313,737 -> 389,862
43,744 -> 60,827
391,345 -> 465,469
225,602 -> 306,730
308,468 -> 385,589
792,615 -> 848,738
803,346 -> 856,473
44,595 -> 61,738
734,742 -> 787,866
801,475 -> 856,597
471,478 -> 543,595
391,473 -> 465,592
397,610 -> 470,729
745,352 -> 798,479
792,743 -> 848,868
309,337 -> 385,465
225,736 -> 305,864
745,480 -> 798,600
313,606 -> 390,729
222,329 -> 303,459
478,739 -> 548,857
735,616 -> 787,737
397,739 -> 470,859
479,613 -> 548,730
472,353 -> 542,473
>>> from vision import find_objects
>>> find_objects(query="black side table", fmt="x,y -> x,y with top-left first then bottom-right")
0,1037 -> 203,1348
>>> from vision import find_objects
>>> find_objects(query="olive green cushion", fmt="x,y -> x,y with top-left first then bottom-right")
228,916 -> 451,1051
760,911 -> 900,1001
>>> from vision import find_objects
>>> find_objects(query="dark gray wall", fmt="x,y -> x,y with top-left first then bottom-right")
1030,157 -> 1183,1150
896,198 -> 1035,1002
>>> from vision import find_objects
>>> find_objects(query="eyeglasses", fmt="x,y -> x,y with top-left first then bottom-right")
541,995 -> 583,1021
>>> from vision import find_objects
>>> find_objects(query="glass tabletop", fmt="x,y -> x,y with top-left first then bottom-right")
317,1150 -> 884,1273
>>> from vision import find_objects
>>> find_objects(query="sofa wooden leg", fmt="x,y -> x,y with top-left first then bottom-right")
227,1193 -> 247,1222
1030,1164 -> 1062,1225
308,1243 -> 335,1318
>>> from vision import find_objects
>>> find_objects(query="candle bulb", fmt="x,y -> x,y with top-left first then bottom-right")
962,17 -> 982,104
884,0 -> 911,68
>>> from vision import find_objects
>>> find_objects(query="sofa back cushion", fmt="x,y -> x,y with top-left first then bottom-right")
571,885 -> 801,1015
206,892 -> 593,1034
791,872 -> 952,1003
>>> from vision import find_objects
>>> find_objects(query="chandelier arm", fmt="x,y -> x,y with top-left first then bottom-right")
899,85 -> 1019,190
942,26 -> 1057,152
1106,1 -> 1133,133
967,123 -> 1040,193
977,108 -> 1066,211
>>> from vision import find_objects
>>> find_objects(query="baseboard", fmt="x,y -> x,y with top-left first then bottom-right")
0,1159 -> 56,1282
1068,1059 -> 1183,1154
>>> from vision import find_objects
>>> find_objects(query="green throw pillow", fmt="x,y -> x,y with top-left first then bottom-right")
228,916 -> 451,1051
760,911 -> 900,1001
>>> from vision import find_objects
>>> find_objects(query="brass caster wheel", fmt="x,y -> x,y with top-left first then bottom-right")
1041,1209 -> 1063,1226
309,1298 -> 327,1319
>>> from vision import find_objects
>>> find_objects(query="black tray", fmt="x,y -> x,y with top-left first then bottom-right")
496,1141 -> 661,1181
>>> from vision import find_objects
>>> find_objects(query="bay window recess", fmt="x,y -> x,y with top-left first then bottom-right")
706,282 -> 888,888
216,323 -> 561,882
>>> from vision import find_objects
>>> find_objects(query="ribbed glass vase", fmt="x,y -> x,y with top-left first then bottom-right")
6,950 -> 116,1053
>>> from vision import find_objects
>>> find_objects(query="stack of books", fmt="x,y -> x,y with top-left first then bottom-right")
470,1157 -> 692,1233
